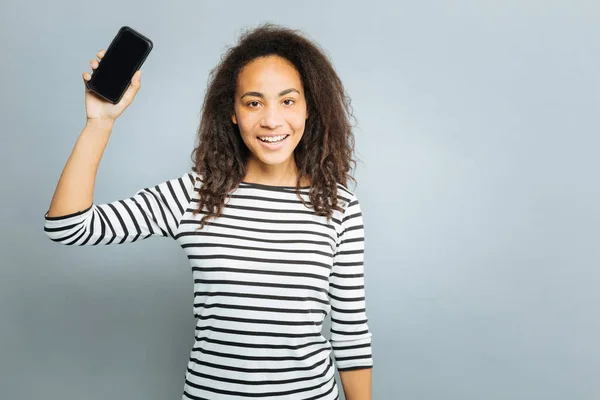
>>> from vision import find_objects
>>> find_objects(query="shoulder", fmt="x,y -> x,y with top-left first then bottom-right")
189,171 -> 206,188
335,182 -> 360,213
171,170 -> 200,192
147,170 -> 199,200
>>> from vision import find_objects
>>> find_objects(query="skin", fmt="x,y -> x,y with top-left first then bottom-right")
339,368 -> 372,400
232,55 -> 311,187
46,50 -> 142,218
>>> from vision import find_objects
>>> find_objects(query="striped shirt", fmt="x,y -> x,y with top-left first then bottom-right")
44,171 -> 373,399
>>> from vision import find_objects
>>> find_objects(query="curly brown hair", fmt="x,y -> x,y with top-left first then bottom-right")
190,23 -> 359,229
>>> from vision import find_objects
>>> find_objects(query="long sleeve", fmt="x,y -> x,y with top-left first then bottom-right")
328,193 -> 373,372
43,172 -> 196,245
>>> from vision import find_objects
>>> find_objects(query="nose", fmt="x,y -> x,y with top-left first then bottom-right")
260,105 -> 283,130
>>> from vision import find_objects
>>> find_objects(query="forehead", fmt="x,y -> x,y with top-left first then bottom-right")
236,55 -> 303,92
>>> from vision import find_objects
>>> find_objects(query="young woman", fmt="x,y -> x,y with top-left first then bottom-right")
44,23 -> 373,400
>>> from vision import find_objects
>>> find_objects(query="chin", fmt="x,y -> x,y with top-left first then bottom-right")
255,152 -> 294,165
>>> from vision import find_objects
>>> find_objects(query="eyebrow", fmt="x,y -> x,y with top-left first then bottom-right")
240,88 -> 300,100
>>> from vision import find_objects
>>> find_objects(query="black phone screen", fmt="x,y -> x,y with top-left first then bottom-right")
87,27 -> 152,104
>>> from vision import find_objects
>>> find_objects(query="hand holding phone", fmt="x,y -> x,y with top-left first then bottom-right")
82,26 -> 153,123
83,53 -> 141,123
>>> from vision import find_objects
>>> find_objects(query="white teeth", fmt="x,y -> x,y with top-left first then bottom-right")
259,135 -> 287,143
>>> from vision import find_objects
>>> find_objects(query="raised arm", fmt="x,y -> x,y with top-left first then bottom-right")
44,49 -> 196,245
47,49 -> 142,218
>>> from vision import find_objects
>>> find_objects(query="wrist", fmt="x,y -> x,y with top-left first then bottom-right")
86,118 -> 115,131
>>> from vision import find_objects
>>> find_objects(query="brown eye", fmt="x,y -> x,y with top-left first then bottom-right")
247,101 -> 260,107
283,99 -> 295,106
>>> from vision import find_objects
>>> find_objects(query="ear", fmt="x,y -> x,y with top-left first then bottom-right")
232,113 -> 238,125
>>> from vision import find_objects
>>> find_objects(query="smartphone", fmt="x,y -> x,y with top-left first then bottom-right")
85,26 -> 153,104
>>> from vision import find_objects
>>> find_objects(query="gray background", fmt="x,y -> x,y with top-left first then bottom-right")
1,0 -> 599,399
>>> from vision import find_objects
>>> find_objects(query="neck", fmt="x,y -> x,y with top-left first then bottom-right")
243,157 -> 310,187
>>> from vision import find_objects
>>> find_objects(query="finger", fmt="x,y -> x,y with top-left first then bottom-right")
119,71 -> 142,105
90,58 -> 99,70
130,70 -> 142,92
97,49 -> 106,59
82,71 -> 91,81
133,70 -> 141,85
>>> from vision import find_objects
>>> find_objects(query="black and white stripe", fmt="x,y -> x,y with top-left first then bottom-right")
44,172 -> 373,399
44,172 -> 195,245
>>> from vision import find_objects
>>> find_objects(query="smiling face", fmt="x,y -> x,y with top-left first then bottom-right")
232,55 -> 309,183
